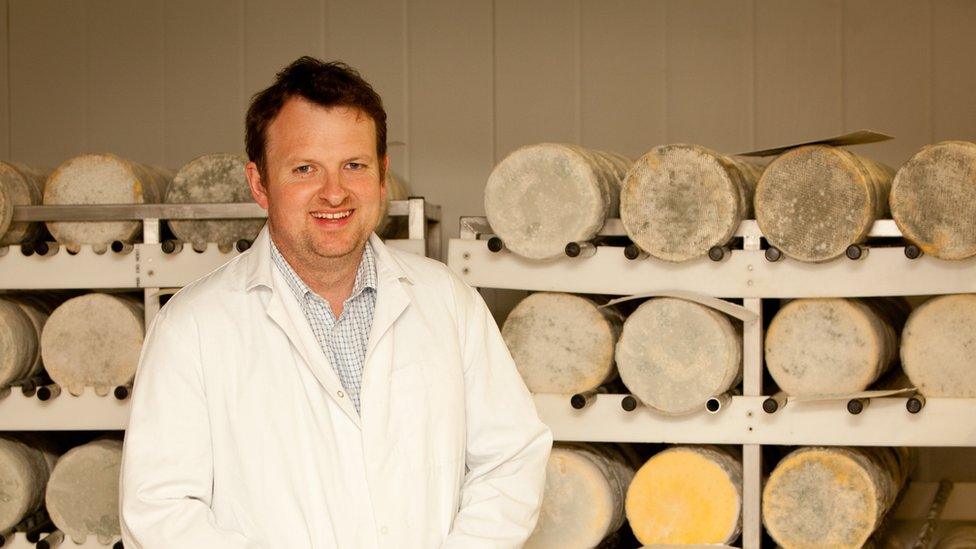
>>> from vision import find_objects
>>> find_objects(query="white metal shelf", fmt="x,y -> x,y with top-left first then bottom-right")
0,391 -> 129,430
4,533 -> 120,548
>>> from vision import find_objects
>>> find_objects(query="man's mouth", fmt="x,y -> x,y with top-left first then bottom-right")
310,209 -> 353,220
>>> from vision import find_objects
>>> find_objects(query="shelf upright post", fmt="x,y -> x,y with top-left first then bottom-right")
141,217 -> 162,328
741,232 -> 764,548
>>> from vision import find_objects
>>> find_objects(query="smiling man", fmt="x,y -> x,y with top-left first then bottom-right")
120,57 -> 551,548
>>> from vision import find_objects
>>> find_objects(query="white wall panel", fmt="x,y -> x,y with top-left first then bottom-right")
243,0 -> 325,99
163,0 -> 245,167
932,0 -> 976,144
665,0 -> 755,153
8,0 -> 88,168
579,0 -> 666,159
755,0 -> 843,150
87,0 -> 165,166
494,0 -> 579,160
843,0 -> 932,168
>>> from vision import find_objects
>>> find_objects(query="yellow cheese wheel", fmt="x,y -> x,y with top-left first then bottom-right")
625,446 -> 742,545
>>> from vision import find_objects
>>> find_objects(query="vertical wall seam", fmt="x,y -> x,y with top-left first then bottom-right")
320,0 -> 327,58
750,0 -> 757,150
574,0 -> 581,145
401,0 -> 409,180
490,0 -> 496,165
928,0 -> 934,142
838,0 -> 845,132
160,0 -> 168,166
4,0 -> 10,158
662,0 -> 669,143
83,3 -> 90,152
240,0 -> 246,143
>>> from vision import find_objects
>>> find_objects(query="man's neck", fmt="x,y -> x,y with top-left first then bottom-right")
272,233 -> 365,317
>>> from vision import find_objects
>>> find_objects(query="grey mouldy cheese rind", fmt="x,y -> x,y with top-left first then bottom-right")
0,435 -> 56,531
755,145 -> 894,262
0,161 -> 47,245
762,446 -> 913,549
501,292 -> 622,395
166,153 -> 264,251
614,297 -> 741,415
43,153 -> 172,252
40,293 -> 144,397
45,438 -> 122,545
0,298 -> 40,387
890,140 -> 976,260
625,445 -> 743,545
484,143 -> 630,260
901,294 -> 976,397
620,144 -> 762,262
525,443 -> 635,549
764,297 -> 908,396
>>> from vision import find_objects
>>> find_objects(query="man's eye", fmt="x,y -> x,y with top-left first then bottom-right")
294,165 -> 313,174
345,162 -> 366,170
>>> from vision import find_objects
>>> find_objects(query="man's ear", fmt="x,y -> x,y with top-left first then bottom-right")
245,161 -> 269,210
380,155 -> 390,199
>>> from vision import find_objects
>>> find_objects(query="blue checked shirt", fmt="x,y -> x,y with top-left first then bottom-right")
270,239 -> 377,414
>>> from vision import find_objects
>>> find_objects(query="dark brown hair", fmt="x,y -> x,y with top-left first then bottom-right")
245,57 -> 387,176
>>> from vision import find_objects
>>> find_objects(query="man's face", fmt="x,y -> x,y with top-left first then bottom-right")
247,97 -> 387,266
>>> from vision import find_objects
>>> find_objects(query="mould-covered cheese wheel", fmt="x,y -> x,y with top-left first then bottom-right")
765,298 -> 908,396
625,445 -> 742,545
376,171 -> 409,238
526,443 -> 635,549
901,294 -> 976,397
0,298 -> 38,387
40,293 -> 144,396
165,153 -> 264,252
0,436 -> 56,531
615,298 -> 741,415
763,447 -> 912,549
620,144 -> 762,262
502,293 -> 622,394
890,141 -> 976,260
756,145 -> 894,262
45,439 -> 122,545
0,162 -> 46,245
3,295 -> 53,382
485,143 -> 630,260
43,154 -> 171,252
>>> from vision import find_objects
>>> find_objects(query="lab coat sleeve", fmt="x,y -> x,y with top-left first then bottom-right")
441,282 -> 553,548
120,305 -> 256,549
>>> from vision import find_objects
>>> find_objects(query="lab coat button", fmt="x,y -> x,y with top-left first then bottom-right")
380,527 -> 389,535
337,390 -> 345,398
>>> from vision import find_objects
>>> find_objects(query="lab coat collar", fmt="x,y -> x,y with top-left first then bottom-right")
243,225 -> 412,292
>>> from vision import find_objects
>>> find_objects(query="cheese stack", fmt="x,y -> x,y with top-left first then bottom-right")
502,293 -> 623,394
485,143 -> 631,260
40,293 -> 144,396
755,145 -> 894,262
937,526 -> 976,548
615,297 -> 741,415
0,436 -> 57,532
0,298 -> 40,387
0,161 -> 46,245
625,445 -> 742,545
901,294 -> 976,397
765,298 -> 909,396
45,439 -> 123,545
620,144 -> 763,262
890,141 -> 976,260
165,153 -> 264,252
525,443 -> 636,549
43,154 -> 171,252
763,447 -> 913,549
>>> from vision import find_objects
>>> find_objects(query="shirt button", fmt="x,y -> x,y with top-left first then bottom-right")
337,390 -> 345,398
380,527 -> 389,535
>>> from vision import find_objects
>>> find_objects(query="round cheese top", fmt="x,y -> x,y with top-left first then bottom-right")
46,439 -> 122,545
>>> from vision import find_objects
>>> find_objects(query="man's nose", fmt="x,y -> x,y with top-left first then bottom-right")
317,173 -> 349,206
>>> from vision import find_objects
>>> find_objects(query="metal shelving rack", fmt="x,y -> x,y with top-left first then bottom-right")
446,216 -> 976,548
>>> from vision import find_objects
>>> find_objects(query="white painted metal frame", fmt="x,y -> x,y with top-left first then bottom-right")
449,216 -> 976,549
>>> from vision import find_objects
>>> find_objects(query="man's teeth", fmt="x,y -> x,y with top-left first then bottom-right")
312,211 -> 352,219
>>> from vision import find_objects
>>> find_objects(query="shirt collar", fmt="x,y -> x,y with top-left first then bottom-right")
269,238 -> 377,305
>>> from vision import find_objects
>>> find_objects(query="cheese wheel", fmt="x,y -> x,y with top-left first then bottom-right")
376,171 -> 410,238
44,154 -> 171,252
165,153 -> 264,252
484,143 -> 630,260
937,526 -> 976,549
45,439 -> 122,545
890,141 -> 976,260
0,162 -> 46,245
3,295 -> 53,381
0,436 -> 56,531
763,447 -> 912,549
40,293 -> 144,396
502,293 -> 622,394
526,443 -> 636,549
901,294 -> 976,397
620,144 -> 762,262
0,298 -> 38,387
756,145 -> 894,262
615,298 -> 741,415
625,445 -> 742,545
765,298 -> 907,395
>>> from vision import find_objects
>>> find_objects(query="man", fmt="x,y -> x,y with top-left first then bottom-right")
120,57 -> 552,548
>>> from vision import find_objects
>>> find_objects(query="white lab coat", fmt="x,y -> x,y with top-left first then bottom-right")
120,226 -> 552,548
